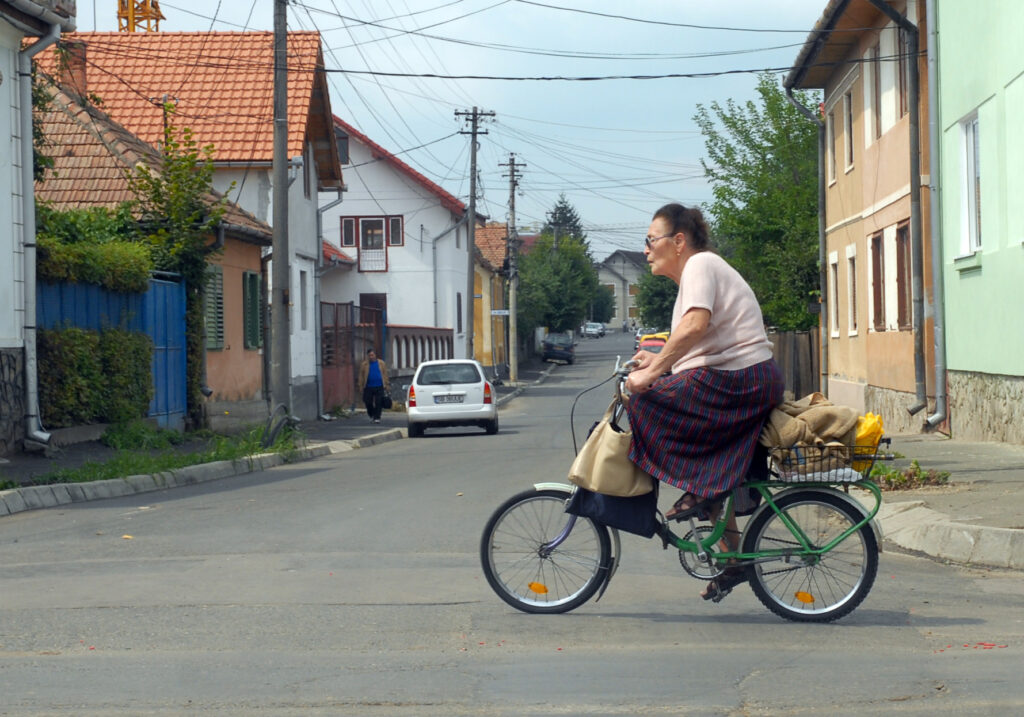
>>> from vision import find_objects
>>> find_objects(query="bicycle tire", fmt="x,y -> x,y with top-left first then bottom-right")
743,490 -> 878,623
480,488 -> 612,614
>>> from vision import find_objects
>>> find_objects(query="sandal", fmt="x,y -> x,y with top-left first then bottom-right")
701,566 -> 748,603
665,492 -> 720,521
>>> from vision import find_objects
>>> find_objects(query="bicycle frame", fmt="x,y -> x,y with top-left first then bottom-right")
657,479 -> 883,565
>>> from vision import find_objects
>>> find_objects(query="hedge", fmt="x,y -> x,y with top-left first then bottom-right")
36,236 -> 152,294
38,327 -> 154,427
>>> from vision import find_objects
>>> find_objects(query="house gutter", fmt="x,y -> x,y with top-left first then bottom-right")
785,86 -> 829,397
867,0 -> 928,415
315,188 -> 345,418
430,214 -> 470,327
923,0 -> 946,428
18,21 -> 63,448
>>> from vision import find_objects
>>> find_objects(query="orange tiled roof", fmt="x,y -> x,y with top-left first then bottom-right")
334,116 -> 464,216
475,222 -> 508,271
35,31 -> 341,188
35,85 -> 272,244
322,240 -> 354,264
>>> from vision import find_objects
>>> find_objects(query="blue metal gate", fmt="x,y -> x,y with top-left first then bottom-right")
38,278 -> 187,429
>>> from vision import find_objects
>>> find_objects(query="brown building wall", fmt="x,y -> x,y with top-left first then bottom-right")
206,240 -> 264,404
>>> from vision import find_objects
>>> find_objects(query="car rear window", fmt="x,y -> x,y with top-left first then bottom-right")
545,334 -> 572,346
417,363 -> 482,385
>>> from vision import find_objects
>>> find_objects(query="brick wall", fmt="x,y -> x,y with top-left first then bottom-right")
0,349 -> 25,456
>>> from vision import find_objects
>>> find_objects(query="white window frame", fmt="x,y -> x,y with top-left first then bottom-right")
827,109 -> 837,185
829,250 -> 840,338
843,90 -> 855,171
846,244 -> 858,337
960,113 -> 982,255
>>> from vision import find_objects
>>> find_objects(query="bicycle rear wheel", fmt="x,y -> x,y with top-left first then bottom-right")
743,491 -> 878,623
480,488 -> 612,614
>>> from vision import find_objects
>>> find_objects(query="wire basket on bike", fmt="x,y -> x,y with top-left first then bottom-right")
767,442 -> 885,483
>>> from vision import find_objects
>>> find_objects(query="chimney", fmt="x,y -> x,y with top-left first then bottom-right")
59,39 -> 87,97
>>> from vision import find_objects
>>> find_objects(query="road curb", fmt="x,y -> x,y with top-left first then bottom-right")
0,436 -> 385,519
496,362 -> 557,407
877,501 -> 1024,570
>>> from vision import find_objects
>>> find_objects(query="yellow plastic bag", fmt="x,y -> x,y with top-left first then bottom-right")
853,412 -> 884,471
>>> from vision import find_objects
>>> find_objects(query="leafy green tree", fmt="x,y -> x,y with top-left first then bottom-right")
127,114 -> 232,429
694,73 -> 820,330
634,271 -> 676,329
518,234 -> 597,335
590,284 -> 615,324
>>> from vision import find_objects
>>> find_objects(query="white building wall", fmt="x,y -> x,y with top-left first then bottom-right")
319,135 -> 468,357
0,22 -> 24,348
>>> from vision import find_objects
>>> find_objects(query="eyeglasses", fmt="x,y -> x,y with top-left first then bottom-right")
644,233 -> 675,250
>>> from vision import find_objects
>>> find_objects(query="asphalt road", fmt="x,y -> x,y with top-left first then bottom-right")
1,333 -> 1022,716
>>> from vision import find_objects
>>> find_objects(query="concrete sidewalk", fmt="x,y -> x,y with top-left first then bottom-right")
1,360 -> 1022,571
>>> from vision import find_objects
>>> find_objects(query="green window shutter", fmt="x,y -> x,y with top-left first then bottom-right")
243,271 -> 263,349
205,265 -> 224,350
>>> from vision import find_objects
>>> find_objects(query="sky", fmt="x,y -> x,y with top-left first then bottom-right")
73,0 -> 827,260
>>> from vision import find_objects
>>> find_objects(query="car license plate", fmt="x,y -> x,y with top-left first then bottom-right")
434,395 -> 464,404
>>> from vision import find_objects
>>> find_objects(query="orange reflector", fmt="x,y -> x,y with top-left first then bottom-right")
794,591 -> 815,604
528,582 -> 548,595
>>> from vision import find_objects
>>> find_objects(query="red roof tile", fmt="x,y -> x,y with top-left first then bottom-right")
322,240 -> 354,264
34,31 -> 341,187
475,223 -> 508,271
35,85 -> 271,244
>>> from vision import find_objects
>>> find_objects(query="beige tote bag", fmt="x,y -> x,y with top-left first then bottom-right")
568,398 -> 655,497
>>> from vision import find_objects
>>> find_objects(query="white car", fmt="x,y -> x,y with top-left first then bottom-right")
406,359 -> 498,437
583,322 -> 605,338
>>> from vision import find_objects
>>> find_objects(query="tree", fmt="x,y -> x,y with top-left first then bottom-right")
590,284 -> 615,324
127,113 -> 232,429
634,271 -> 676,329
542,193 -> 588,252
694,73 -> 820,330
517,234 -> 596,335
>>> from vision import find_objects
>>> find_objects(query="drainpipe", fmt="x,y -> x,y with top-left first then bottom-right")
430,214 -> 470,327
19,22 -> 63,448
784,86 -> 829,397
868,0 -> 928,415
315,188 -> 345,418
923,0 -> 946,428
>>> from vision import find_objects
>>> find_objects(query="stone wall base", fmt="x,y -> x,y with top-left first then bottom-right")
949,370 -> 1024,444
0,349 -> 25,456
864,385 -> 935,435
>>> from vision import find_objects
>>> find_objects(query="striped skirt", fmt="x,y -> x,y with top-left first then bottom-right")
626,359 -> 784,498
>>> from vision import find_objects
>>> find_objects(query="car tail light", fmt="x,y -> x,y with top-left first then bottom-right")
408,386 -> 417,407
483,382 -> 492,404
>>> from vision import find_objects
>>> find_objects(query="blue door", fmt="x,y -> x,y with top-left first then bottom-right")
143,278 -> 186,430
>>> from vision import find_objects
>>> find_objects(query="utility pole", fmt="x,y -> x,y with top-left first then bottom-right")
455,107 -> 494,359
270,0 -> 291,411
500,153 -> 524,383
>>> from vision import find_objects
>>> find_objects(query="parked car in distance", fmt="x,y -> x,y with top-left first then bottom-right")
542,332 -> 575,364
634,326 -> 657,351
583,322 -> 605,338
637,331 -> 669,354
406,359 -> 498,437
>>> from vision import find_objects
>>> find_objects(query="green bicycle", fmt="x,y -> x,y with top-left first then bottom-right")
480,365 -> 891,623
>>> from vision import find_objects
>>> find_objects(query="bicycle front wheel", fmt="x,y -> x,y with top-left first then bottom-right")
480,488 -> 612,614
743,491 -> 878,623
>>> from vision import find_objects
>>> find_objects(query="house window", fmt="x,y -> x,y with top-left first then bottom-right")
961,114 -> 982,254
870,232 -> 885,331
303,144 -> 312,200
895,222 -> 911,330
456,292 -> 463,333
341,215 -> 404,271
870,42 -> 882,140
205,264 -> 224,350
844,91 -> 854,169
829,251 -> 839,338
243,271 -> 262,349
846,245 -> 858,335
827,109 -> 837,183
898,25 -> 910,118
299,270 -> 308,331
342,217 -> 356,247
389,216 -> 404,246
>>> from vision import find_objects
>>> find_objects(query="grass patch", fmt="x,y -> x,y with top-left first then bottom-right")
30,423 -> 305,486
871,459 -> 950,491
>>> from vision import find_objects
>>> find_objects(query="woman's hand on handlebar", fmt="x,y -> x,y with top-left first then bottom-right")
624,350 -> 659,394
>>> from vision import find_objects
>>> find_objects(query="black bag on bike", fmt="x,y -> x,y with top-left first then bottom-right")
565,484 -> 660,538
